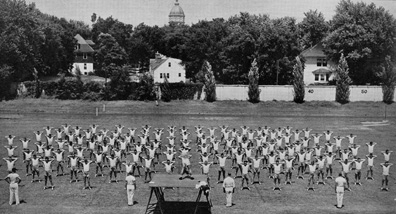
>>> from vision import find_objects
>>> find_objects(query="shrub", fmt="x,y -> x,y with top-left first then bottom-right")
55,79 -> 84,100
107,66 -> 131,100
377,56 -> 396,104
133,73 -> 156,101
248,59 -> 260,103
201,60 -> 216,102
292,56 -> 305,103
335,54 -> 352,104
161,75 -> 171,102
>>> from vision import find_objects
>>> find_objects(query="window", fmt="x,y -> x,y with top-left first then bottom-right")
179,73 -> 181,77
167,73 -> 170,79
168,62 -> 171,67
160,73 -> 163,79
83,53 -> 87,59
314,74 -> 319,81
84,72 -> 87,75
326,74 -> 330,81
320,74 -> 325,81
84,63 -> 87,70
75,44 -> 80,50
317,58 -> 327,67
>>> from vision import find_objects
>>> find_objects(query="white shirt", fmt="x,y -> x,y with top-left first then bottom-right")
223,176 -> 235,188
125,175 -> 136,186
335,176 -> 346,187
6,173 -> 20,185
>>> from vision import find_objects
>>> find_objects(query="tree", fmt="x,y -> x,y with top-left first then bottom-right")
248,59 -> 260,103
335,54 -> 352,104
377,56 -> 396,104
297,10 -> 329,50
95,33 -> 128,78
136,73 -> 156,101
323,0 -> 396,85
107,66 -> 131,100
292,56 -> 305,103
0,65 -> 13,100
126,24 -> 166,71
201,61 -> 216,102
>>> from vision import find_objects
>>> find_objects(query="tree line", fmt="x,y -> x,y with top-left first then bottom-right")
1,0 -> 396,101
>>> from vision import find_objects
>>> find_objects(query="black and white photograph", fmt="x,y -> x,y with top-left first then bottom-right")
0,0 -> 396,213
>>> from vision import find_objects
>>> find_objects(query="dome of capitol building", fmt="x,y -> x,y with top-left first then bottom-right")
169,0 -> 185,25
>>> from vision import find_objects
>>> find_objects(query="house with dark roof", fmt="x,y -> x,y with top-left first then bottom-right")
72,34 -> 95,75
149,52 -> 186,83
301,43 -> 335,85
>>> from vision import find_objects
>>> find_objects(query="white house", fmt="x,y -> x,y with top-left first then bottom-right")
149,52 -> 186,83
301,43 -> 335,85
72,34 -> 95,76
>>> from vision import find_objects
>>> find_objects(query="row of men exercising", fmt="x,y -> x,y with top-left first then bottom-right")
4,124 -> 364,149
2,135 -> 392,189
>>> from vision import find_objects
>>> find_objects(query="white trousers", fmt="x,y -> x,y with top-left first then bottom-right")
225,187 -> 233,207
336,186 -> 344,208
9,183 -> 19,205
127,185 -> 135,205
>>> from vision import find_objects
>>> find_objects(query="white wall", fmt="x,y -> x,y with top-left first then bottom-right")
72,63 -> 93,76
215,85 -> 392,102
153,58 -> 186,83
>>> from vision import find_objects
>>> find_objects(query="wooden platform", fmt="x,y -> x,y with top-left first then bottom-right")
146,174 -> 211,214
148,174 -> 208,188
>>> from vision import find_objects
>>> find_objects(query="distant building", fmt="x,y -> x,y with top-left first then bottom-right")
301,43 -> 335,85
169,0 -> 185,25
72,34 -> 95,76
149,52 -> 186,83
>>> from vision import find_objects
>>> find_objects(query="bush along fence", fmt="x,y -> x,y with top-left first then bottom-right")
18,78 -> 203,102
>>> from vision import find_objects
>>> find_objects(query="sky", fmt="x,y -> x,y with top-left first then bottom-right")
28,0 -> 396,26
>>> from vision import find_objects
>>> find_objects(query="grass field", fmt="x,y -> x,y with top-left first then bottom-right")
0,99 -> 395,214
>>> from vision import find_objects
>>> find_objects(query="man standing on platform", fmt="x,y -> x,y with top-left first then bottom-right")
125,172 -> 136,206
223,173 -> 235,207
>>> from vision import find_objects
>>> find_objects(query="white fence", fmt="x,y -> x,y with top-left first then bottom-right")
215,85 -> 387,102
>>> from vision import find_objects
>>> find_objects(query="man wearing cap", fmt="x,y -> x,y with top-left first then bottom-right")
5,168 -> 21,205
223,173 -> 235,207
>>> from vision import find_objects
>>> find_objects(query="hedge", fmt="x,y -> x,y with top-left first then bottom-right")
160,82 -> 203,100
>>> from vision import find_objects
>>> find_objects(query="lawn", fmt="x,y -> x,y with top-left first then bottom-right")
0,99 -> 395,214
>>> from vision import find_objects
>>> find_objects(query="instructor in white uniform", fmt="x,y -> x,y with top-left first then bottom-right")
125,172 -> 136,206
223,173 -> 235,207
5,168 -> 21,205
334,173 -> 347,209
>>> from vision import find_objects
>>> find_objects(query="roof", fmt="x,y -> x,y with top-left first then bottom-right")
85,40 -> 95,45
150,58 -> 167,72
312,68 -> 332,74
74,34 -> 95,53
301,43 -> 326,58
169,0 -> 185,17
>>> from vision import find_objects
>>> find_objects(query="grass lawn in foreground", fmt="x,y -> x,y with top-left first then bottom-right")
0,99 -> 395,214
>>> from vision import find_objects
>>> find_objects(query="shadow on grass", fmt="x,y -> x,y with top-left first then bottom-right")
148,201 -> 211,214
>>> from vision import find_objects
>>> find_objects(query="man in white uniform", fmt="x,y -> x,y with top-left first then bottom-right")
335,173 -> 347,209
222,173 -> 235,207
125,172 -> 136,206
5,168 -> 21,205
